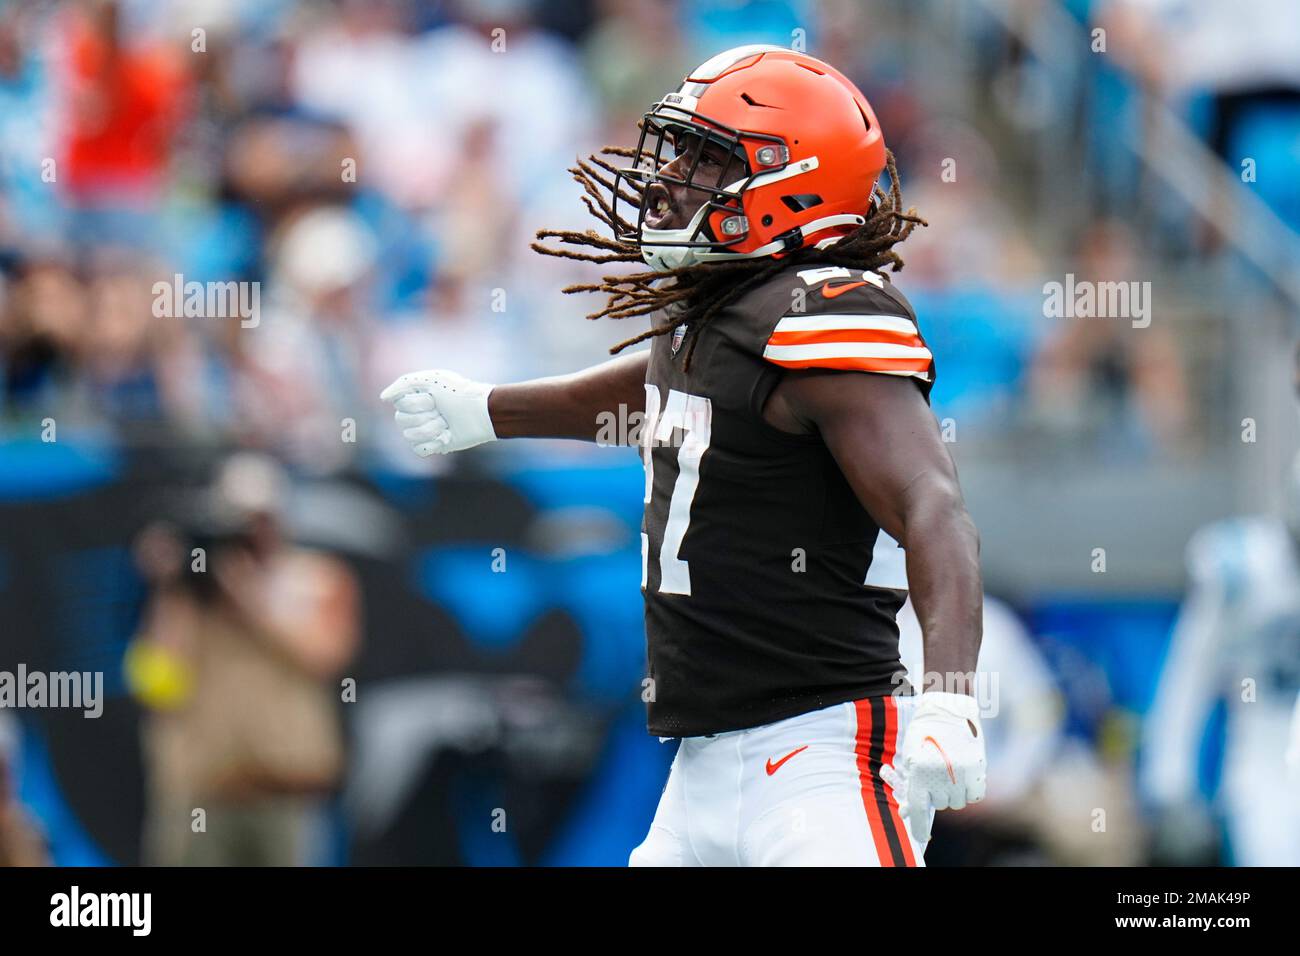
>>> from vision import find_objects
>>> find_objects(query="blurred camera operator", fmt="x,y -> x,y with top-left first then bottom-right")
128,452 -> 360,866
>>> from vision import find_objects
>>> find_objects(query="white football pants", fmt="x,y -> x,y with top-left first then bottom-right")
630,695 -> 931,866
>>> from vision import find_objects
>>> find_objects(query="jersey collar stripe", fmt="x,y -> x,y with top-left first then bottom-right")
771,314 -> 917,334
768,328 -> 924,349
763,341 -> 932,362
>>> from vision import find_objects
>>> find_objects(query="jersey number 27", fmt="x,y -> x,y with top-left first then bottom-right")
641,385 -> 712,596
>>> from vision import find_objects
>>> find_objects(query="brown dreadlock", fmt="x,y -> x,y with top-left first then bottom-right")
531,148 -> 926,370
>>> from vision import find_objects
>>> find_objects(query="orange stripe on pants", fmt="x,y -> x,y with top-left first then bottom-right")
854,697 -> 917,867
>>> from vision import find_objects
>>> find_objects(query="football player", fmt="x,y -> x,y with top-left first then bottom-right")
1141,451 -> 1300,865
382,45 -> 986,866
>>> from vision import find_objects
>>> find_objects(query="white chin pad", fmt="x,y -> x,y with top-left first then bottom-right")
639,203 -> 713,272
642,244 -> 699,272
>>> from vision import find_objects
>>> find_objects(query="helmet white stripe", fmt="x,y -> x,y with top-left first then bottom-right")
687,44 -> 786,82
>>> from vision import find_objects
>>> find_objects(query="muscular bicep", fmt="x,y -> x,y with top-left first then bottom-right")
770,369 -> 961,542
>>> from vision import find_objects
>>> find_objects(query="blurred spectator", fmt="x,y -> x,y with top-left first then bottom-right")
56,0 -> 190,251
1100,0 -> 1300,239
226,204 -> 377,471
0,4 -> 58,247
291,0 -> 597,211
893,121 -> 1041,292
1027,219 -> 1190,455
1102,0 -> 1300,156
0,257 -> 85,418
128,453 -> 360,866
583,0 -> 691,129
82,259 -> 209,429
0,253 -> 212,435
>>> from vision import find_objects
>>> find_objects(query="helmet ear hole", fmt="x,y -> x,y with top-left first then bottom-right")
781,194 -> 824,212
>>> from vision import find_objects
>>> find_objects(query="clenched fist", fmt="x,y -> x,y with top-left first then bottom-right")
882,691 -> 987,843
379,370 -> 497,456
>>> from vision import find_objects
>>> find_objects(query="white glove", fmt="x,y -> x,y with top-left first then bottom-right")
881,692 -> 986,843
379,369 -> 497,456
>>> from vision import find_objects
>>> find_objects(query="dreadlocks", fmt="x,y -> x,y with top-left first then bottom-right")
531,148 -> 927,370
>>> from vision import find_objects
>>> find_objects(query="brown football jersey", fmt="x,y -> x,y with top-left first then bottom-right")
639,262 -> 934,737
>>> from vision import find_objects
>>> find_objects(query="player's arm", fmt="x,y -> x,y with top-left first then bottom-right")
768,369 -> 982,685
767,368 -> 986,839
489,352 -> 649,441
1139,555 -> 1223,807
380,351 -> 648,454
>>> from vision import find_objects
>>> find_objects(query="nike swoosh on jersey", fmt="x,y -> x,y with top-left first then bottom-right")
765,745 -> 809,775
820,280 -> 869,298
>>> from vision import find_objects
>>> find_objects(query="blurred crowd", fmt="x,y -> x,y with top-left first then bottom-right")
0,0 -> 870,470
0,0 -> 1292,464
0,0 -> 1297,866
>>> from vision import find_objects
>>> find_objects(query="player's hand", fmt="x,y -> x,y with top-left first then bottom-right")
882,691 -> 986,843
379,369 -> 497,456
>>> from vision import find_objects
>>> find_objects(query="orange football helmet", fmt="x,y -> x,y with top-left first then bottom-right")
615,44 -> 888,272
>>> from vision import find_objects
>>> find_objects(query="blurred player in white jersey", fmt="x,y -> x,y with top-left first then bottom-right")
1140,453 -> 1300,865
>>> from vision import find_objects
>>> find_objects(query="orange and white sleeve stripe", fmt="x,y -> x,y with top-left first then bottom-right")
762,313 -> 933,380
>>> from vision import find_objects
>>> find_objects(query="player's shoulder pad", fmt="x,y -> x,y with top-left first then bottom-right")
732,263 -> 933,384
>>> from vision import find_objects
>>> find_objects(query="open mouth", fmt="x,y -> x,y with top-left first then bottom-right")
642,182 -> 678,230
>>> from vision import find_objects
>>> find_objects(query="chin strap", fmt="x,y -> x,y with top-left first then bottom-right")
693,213 -> 868,263
641,212 -> 868,272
